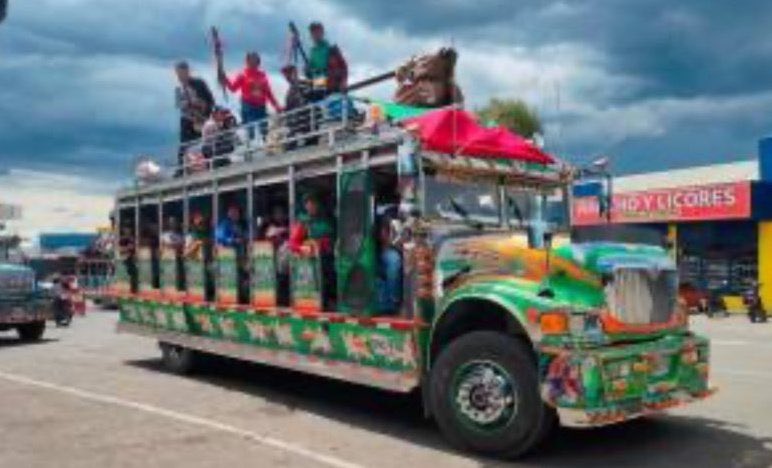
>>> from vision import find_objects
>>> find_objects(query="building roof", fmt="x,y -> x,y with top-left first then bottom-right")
613,160 -> 758,193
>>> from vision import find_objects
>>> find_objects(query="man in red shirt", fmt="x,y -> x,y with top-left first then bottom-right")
219,52 -> 281,140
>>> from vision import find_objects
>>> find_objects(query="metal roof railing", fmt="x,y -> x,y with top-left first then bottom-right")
133,94 -> 382,186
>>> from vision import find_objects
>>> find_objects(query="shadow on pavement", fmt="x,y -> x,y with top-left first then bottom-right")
0,336 -> 58,348
127,355 -> 772,467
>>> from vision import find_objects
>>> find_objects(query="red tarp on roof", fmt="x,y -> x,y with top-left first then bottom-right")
403,108 -> 554,164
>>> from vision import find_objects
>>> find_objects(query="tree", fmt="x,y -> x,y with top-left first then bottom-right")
0,0 -> 7,24
477,98 -> 543,139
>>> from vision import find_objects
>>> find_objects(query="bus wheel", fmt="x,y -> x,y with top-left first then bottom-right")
429,331 -> 551,459
17,321 -> 46,342
159,341 -> 197,374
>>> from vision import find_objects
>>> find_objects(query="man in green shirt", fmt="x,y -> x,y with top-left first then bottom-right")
307,22 -> 347,101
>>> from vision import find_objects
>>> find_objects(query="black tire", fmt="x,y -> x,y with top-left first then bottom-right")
429,331 -> 552,459
159,341 -> 197,374
17,321 -> 46,342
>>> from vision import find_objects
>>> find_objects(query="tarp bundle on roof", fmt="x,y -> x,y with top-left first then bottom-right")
402,108 -> 554,165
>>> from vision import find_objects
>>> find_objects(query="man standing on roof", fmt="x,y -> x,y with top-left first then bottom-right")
175,61 -> 215,170
220,52 -> 281,140
307,22 -> 348,101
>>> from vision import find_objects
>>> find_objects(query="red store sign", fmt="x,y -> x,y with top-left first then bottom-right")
572,181 -> 752,226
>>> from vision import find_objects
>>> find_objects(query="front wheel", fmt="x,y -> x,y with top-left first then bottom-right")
17,321 -> 46,342
159,341 -> 197,374
429,331 -> 553,459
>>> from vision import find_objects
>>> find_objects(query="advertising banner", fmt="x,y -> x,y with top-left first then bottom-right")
572,181 -> 752,225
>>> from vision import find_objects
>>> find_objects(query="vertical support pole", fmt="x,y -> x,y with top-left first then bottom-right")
134,197 -> 140,250
335,155 -> 343,220
758,222 -> 772,310
134,196 -> 141,296
183,186 -> 189,238
247,173 -> 255,242
158,194 -> 164,251
667,223 -> 678,261
213,180 -> 220,304
114,201 -> 121,289
247,173 -> 255,305
288,165 -> 296,225
158,194 -> 164,294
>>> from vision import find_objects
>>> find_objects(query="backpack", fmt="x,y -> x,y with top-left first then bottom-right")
327,45 -> 348,92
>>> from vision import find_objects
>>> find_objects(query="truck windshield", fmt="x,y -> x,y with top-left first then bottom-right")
424,174 -> 501,226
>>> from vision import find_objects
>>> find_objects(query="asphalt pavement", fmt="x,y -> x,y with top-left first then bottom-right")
1,308 -> 771,468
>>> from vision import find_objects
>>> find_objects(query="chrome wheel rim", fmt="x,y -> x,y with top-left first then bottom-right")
451,360 -> 518,431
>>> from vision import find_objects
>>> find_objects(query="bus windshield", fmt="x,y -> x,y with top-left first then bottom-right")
424,174 -> 501,226
505,187 -> 569,247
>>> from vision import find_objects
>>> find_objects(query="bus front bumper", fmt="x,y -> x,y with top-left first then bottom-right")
539,333 -> 715,428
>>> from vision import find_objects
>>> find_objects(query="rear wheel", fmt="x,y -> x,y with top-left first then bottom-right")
17,321 -> 46,342
159,341 -> 197,374
429,331 -> 553,459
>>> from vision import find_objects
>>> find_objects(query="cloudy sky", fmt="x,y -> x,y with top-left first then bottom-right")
2,0 -> 772,238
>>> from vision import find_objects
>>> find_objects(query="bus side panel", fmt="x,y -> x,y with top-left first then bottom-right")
216,247 -> 239,305
251,241 -> 277,308
148,303 -> 420,374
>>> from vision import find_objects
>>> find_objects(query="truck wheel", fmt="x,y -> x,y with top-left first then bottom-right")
429,331 -> 552,459
159,341 -> 197,374
17,321 -> 46,342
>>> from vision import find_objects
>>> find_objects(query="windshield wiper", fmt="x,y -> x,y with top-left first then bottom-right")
507,195 -> 525,228
448,197 -> 483,230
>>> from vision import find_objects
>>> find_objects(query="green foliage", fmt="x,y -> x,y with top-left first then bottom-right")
477,98 -> 543,139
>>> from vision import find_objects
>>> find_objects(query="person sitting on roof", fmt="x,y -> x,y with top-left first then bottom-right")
219,52 -> 282,140
202,106 -> 240,168
280,64 -> 312,149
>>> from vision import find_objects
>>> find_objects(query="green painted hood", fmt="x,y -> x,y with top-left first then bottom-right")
438,236 -> 674,312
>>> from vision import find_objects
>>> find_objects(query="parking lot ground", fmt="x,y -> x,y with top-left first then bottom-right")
1,309 -> 771,467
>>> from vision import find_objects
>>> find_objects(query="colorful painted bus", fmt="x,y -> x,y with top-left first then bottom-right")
112,104 -> 713,458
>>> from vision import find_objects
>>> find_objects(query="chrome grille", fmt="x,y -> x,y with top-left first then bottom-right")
605,268 -> 677,325
0,271 -> 34,296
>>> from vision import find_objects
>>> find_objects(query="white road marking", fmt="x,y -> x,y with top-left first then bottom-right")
712,340 -> 751,346
0,370 -> 364,468
714,368 -> 772,380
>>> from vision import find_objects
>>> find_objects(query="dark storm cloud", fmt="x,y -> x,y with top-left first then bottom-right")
1,0 -> 771,180
327,0 -> 772,101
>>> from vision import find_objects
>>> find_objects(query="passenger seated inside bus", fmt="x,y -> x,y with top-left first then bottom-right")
375,215 -> 402,315
289,192 -> 336,309
216,205 -> 250,303
186,211 -> 215,301
162,216 -> 186,290
259,205 -> 290,306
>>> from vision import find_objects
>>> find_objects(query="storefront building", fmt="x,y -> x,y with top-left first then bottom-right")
572,138 -> 772,310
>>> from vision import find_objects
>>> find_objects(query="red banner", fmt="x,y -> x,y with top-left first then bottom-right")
572,181 -> 752,226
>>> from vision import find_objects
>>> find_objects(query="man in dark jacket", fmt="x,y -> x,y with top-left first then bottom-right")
174,61 -> 215,171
